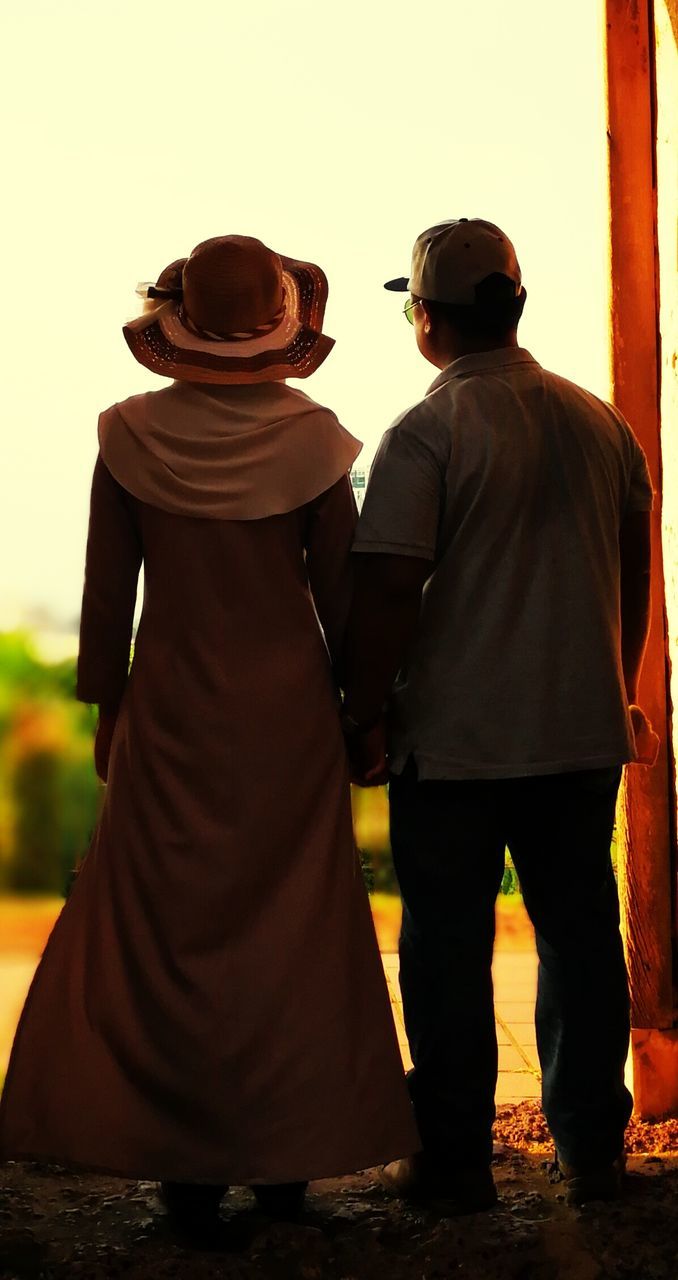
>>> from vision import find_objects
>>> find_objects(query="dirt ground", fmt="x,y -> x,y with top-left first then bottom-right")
1,1103 -> 677,1280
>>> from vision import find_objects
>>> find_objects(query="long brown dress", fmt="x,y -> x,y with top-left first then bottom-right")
0,382 -> 418,1183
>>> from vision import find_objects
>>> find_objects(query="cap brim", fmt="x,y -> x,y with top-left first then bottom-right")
384,276 -> 410,292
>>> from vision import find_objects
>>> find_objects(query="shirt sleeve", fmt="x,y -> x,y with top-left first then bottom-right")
353,408 -> 446,561
625,428 -> 654,513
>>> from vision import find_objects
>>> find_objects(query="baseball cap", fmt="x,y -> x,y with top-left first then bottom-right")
385,218 -> 522,305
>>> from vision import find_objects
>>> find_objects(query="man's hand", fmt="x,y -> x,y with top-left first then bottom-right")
94,707 -> 119,782
345,720 -> 389,787
629,704 -> 660,766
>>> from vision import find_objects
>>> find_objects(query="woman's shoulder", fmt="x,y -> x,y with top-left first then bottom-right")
257,382 -> 355,435
99,385 -> 173,425
277,385 -> 362,459
102,381 -> 331,426
276,382 -> 336,418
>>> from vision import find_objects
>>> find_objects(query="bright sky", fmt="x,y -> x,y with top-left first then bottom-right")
0,0 -> 609,625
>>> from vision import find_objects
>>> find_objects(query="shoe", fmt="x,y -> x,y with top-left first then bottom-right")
554,1154 -> 626,1205
251,1181 -> 308,1218
159,1181 -> 227,1238
380,1154 -> 497,1213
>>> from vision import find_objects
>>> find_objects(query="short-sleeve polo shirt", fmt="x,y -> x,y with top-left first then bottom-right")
353,348 -> 653,780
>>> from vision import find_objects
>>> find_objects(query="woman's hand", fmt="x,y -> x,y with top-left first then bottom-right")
94,706 -> 119,782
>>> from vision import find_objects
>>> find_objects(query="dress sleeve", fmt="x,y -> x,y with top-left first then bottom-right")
304,473 -> 358,669
76,454 -> 142,706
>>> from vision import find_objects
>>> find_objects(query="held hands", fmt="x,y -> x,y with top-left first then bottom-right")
342,706 -> 660,780
343,718 -> 389,787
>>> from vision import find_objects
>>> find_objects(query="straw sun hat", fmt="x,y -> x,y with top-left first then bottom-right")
125,236 -> 334,385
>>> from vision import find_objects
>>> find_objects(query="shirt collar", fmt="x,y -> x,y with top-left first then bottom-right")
426,347 -> 538,395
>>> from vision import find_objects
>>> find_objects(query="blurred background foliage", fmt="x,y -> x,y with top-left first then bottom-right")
0,632 -> 100,895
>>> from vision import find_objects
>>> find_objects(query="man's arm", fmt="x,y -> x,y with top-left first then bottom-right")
342,552 -> 431,726
619,509 -> 652,704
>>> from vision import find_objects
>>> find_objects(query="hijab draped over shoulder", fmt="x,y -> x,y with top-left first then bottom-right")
98,380 -> 362,521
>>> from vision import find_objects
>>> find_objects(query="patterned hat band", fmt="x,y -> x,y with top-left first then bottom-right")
139,281 -> 287,343
179,300 -> 287,344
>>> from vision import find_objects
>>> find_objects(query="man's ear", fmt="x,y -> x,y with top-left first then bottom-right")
420,299 -> 434,335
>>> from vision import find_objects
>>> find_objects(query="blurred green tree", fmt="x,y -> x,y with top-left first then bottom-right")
0,633 -> 99,895
10,747 -> 63,892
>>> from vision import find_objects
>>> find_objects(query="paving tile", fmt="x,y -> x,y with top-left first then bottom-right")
381,947 -> 544,1097
493,974 -> 537,990
494,1003 -> 535,1023
513,1033 -> 538,1049
494,988 -> 533,1000
514,1047 -> 539,1067
496,1073 -> 542,1102
398,1042 -> 413,1072
498,1043 -> 532,1072
511,1045 -> 540,1073
0,957 -> 38,1078
493,955 -> 538,973
494,972 -> 534,984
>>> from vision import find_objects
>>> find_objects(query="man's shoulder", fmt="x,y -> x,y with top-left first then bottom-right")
385,388 -> 455,454
377,396 -> 451,472
539,368 -> 644,462
538,365 -> 622,423
389,393 -> 439,432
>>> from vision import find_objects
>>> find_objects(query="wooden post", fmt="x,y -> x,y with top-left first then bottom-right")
605,0 -> 678,1115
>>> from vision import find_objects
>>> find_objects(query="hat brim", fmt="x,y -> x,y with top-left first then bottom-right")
123,257 -> 334,385
383,276 -> 410,292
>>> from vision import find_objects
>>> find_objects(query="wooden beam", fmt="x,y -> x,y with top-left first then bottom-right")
605,0 -> 676,1037
630,1028 -> 678,1118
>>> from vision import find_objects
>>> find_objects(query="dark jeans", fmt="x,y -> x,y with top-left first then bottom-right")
389,760 -> 633,1170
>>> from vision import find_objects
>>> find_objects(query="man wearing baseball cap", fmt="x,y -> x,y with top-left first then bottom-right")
342,218 -> 655,1210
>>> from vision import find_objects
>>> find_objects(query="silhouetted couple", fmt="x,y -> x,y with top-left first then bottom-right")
0,222 -> 654,1233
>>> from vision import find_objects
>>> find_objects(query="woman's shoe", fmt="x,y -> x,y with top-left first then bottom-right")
251,1181 -> 308,1218
159,1181 -> 228,1236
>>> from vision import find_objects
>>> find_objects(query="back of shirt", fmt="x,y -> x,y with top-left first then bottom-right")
353,348 -> 653,779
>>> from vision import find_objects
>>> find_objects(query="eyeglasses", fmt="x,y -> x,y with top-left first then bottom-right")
403,297 -> 423,325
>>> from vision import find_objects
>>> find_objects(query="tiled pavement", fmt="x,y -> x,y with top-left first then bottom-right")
382,948 -> 541,1103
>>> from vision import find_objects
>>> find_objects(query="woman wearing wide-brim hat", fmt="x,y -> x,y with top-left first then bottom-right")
0,235 -> 418,1225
